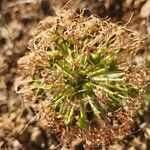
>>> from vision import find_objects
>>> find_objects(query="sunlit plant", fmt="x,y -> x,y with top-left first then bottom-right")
29,30 -> 138,128
17,11 -> 144,130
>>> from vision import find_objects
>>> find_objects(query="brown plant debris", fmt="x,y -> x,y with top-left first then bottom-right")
16,10 -> 149,149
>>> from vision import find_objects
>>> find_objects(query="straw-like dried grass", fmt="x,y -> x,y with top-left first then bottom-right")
16,10 -> 148,148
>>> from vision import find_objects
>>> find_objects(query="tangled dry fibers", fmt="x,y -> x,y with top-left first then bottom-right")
16,10 -> 148,148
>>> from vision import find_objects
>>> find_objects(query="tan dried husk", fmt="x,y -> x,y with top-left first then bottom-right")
16,10 -> 149,148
